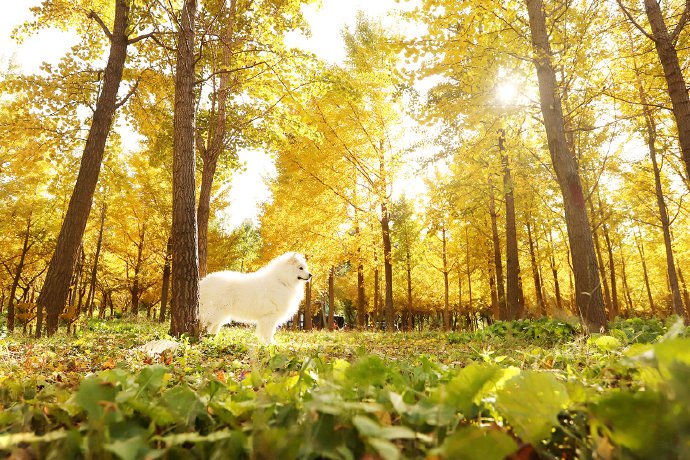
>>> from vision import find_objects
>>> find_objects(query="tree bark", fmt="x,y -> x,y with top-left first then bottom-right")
441,226 -> 450,330
635,231 -> 656,316
327,266 -> 335,330
526,220 -> 546,316
7,214 -> 33,332
643,0 -> 690,183
500,131 -> 522,319
525,0 -> 607,332
488,175 -> 506,319
170,0 -> 200,338
86,202 -> 106,317
381,198 -> 394,330
406,248 -> 413,331
677,265 -> 690,317
36,0 -> 131,337
197,0 -> 237,279
589,200 -> 612,315
619,244 -> 635,315
304,281 -> 312,331
159,237 -> 172,323
130,223 -> 145,316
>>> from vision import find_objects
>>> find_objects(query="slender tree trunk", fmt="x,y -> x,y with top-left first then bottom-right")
646,106 -> 685,318
488,175 -> 506,319
374,266 -> 380,329
589,200 -> 612,314
466,227 -> 473,316
525,0 -> 607,332
86,202 -> 106,317
619,244 -> 634,315
677,265 -> 690,317
600,216 -> 619,320
197,0 -> 237,279
36,0 -> 131,338
635,231 -> 656,316
328,266 -> 335,330
357,259 -> 366,328
500,131 -> 522,319
131,224 -> 145,316
441,226 -> 450,330
547,230 -> 563,312
642,0 -> 690,182
406,249 -> 413,331
7,215 -> 33,332
170,0 -> 200,338
526,220 -> 546,316
76,246 -> 86,317
381,199 -> 394,330
304,281 -> 312,331
159,237 -> 172,323
488,253 -> 499,319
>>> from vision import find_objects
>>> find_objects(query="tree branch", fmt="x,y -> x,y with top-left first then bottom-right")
89,11 -> 113,41
671,0 -> 690,44
128,31 -> 156,45
615,0 -> 656,42
114,76 -> 142,110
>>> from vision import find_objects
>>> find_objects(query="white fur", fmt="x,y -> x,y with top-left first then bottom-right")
199,252 -> 311,344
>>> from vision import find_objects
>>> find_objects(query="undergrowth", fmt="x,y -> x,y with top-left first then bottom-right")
0,317 -> 689,459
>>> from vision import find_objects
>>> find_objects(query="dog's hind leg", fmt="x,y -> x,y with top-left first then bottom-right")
256,318 -> 279,344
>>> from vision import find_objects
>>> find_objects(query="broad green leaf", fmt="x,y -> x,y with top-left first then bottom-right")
367,437 -> 400,460
104,436 -> 157,460
588,335 -> 623,352
75,376 -> 120,419
441,426 -> 517,460
495,371 -> 569,444
445,364 -> 513,416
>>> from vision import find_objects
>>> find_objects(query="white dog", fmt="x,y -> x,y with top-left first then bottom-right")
199,252 -> 311,344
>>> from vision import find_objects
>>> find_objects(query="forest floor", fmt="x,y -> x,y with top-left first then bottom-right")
0,316 -> 689,459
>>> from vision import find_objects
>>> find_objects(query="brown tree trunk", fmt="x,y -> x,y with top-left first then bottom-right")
374,265 -> 380,329
130,224 -> 145,316
7,214 -> 33,332
589,199 -> 612,315
488,175 -> 506,319
602,221 -> 619,320
500,131 -> 522,319
197,0 -> 237,279
327,266 -> 335,330
86,202 -> 106,317
35,0 -> 132,338
381,200 -> 394,330
441,226 -> 450,330
645,104 -> 685,319
525,0 -> 607,332
304,281 -> 312,331
159,237 -> 172,323
643,0 -> 690,183
619,244 -> 634,315
170,0 -> 200,338
488,253 -> 499,319
526,219 -> 546,316
547,230 -> 563,312
406,249 -> 413,331
635,231 -> 656,316
677,265 -> 690,317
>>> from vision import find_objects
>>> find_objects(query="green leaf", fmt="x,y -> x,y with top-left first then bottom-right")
367,437 -> 400,460
495,371 -> 569,444
135,365 -> 168,397
105,436 -> 158,460
75,376 -> 119,419
160,386 -> 204,425
445,364 -> 512,416
441,426 -> 517,460
588,335 -> 622,352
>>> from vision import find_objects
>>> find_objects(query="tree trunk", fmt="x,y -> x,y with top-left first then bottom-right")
86,202 -> 106,317
197,0 -> 237,279
35,0 -> 131,338
645,103 -> 685,319
304,281 -> 312,331
170,0 -> 200,338
381,200 -> 394,330
643,0 -> 690,183
466,227 -> 473,315
635,231 -> 656,316
677,265 -> 690,317
159,237 -> 172,323
589,200 -> 612,315
406,249 -> 413,331
500,131 -> 522,319
374,265 -> 380,329
525,0 -> 607,332
619,244 -> 634,315
488,175 -> 506,319
488,253 -> 499,319
131,224 -> 145,316
328,266 -> 335,330
441,226 -> 450,330
547,230 -> 563,312
526,220 -> 546,316
7,214 -> 33,332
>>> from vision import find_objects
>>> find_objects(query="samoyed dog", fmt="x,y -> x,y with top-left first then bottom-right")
199,252 -> 311,344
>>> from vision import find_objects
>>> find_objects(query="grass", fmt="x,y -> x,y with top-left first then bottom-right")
0,316 -> 689,459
